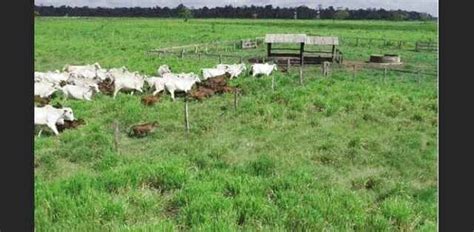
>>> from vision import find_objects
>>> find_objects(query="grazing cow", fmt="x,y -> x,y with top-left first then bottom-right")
112,74 -> 145,99
60,84 -> 99,101
216,63 -> 247,79
34,95 -> 51,107
141,95 -> 159,106
56,119 -> 85,133
35,105 -> 75,136
164,75 -> 201,101
35,82 -> 60,98
202,68 -> 227,80
157,65 -> 171,77
63,63 -> 101,72
250,63 -> 277,77
129,122 -> 159,137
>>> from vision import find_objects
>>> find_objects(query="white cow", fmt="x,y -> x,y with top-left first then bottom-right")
35,71 -> 70,85
61,84 -> 99,101
250,63 -> 277,77
106,66 -> 129,81
145,77 -> 168,96
164,75 -> 201,101
112,74 -> 145,99
35,82 -> 60,98
157,65 -> 171,77
201,68 -> 227,80
216,63 -> 247,79
67,77 -> 101,92
35,105 -> 75,136
63,63 -> 101,72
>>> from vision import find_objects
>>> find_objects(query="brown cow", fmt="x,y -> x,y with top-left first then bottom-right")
129,121 -> 159,137
98,78 -> 115,96
56,118 -> 86,132
141,95 -> 160,106
191,86 -> 215,101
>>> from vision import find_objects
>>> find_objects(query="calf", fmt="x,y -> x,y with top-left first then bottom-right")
35,105 -> 75,136
129,122 -> 159,137
250,63 -> 277,77
56,119 -> 85,133
141,95 -> 160,106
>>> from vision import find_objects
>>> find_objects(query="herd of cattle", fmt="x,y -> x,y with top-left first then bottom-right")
34,62 -> 279,136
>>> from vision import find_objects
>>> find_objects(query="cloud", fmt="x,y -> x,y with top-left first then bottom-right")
35,0 -> 438,16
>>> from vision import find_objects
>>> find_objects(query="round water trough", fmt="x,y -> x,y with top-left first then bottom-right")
382,54 -> 401,63
369,54 -> 401,64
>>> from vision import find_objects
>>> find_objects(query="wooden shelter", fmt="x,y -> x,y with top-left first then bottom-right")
264,34 -> 343,64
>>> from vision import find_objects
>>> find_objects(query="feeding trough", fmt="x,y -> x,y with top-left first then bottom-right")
369,54 -> 402,65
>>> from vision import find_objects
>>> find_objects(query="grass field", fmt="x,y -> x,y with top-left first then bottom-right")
35,18 -> 438,231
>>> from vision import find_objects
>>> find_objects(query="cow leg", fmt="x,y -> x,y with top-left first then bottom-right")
37,129 -> 43,138
113,88 -> 120,99
170,91 -> 175,101
152,89 -> 161,96
47,122 -> 60,136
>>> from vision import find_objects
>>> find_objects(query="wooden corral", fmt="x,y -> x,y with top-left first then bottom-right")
264,34 -> 343,65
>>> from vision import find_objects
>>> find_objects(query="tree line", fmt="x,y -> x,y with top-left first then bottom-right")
34,4 -> 435,21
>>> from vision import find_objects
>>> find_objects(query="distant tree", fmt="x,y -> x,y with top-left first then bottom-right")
177,4 -> 192,22
389,10 -> 408,21
334,9 -> 350,20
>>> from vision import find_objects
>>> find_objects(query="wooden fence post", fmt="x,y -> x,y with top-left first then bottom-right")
322,61 -> 330,77
239,56 -> 243,63
181,49 -> 185,59
184,96 -> 190,134
287,58 -> 291,73
271,75 -> 275,91
415,42 -> 419,52
352,65 -> 356,80
299,65 -> 304,85
194,46 -> 198,53
398,41 -> 402,49
384,67 -> 387,82
219,54 -> 222,63
113,120 -> 120,154
233,89 -> 238,112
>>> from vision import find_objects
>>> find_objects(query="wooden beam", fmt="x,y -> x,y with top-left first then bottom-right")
267,43 -> 272,57
300,43 -> 305,66
331,45 -> 336,62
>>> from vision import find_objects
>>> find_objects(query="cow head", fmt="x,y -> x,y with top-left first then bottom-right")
93,62 -> 102,70
62,107 -> 75,121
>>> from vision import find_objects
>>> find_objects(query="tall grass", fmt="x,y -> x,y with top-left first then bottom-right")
35,18 -> 437,231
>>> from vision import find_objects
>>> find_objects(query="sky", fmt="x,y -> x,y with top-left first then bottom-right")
35,0 -> 438,16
